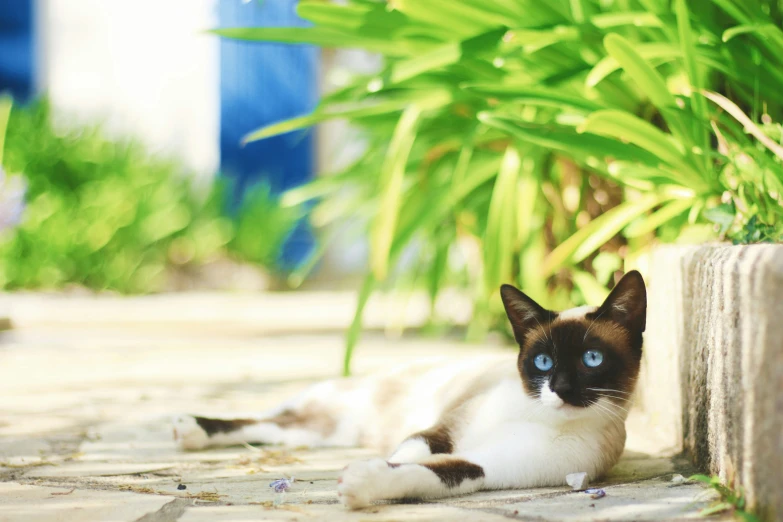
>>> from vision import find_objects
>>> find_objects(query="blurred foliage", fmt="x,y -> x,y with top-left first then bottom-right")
0,100 -> 296,293
218,0 -> 783,375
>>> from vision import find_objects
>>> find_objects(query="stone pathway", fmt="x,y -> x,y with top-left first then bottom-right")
0,293 -> 724,521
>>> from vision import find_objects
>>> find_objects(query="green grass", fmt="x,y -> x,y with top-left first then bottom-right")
0,100 -> 296,293
218,0 -> 783,374
690,474 -> 762,521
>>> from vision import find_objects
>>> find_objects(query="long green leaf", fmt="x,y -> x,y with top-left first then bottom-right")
391,155 -> 503,262
590,11 -> 663,29
602,33 -> 678,110
516,158 -> 540,247
676,0 -> 710,169
484,146 -> 520,295
370,106 -> 422,280
542,192 -> 665,275
0,97 -> 12,167
464,85 -> 608,112
296,1 -> 372,30
242,90 -> 450,144
480,112 -> 664,167
602,33 -> 696,153
606,161 -> 693,191
579,110 -> 706,188
212,27 -> 423,56
586,43 -> 681,88
390,42 -> 462,84
343,273 -> 375,376
722,24 -> 783,53
394,0 -> 510,34
624,197 -> 695,237
242,100 -> 407,144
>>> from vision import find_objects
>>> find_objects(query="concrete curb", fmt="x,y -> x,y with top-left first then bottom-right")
641,244 -> 783,520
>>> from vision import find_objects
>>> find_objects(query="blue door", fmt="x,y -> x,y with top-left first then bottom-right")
218,0 -> 318,270
0,0 -> 35,101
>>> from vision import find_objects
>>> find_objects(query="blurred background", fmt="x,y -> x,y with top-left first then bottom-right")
1,0 -> 782,374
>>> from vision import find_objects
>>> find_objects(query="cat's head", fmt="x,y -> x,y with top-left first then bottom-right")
500,271 -> 646,420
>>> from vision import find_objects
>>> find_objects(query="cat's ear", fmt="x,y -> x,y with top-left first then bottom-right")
596,270 -> 647,333
500,284 -> 552,347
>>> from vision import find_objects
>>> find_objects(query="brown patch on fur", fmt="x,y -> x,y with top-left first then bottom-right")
194,417 -> 258,436
264,404 -> 337,438
410,425 -> 453,454
422,458 -> 485,488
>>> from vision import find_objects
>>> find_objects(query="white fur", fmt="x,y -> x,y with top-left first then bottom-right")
388,438 -> 432,463
539,381 -> 565,409
555,305 -> 598,321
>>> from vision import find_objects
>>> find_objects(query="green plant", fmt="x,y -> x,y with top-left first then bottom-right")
0,100 -> 296,293
689,474 -> 761,521
215,0 -> 783,374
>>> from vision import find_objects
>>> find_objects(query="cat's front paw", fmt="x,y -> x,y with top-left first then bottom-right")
337,458 -> 390,509
171,415 -> 209,451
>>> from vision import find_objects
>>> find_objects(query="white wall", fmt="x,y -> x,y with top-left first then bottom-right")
38,0 -> 220,177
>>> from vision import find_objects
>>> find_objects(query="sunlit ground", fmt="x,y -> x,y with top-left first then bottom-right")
0,292 -> 718,521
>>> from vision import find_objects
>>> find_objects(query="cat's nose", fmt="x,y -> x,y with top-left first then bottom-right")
551,374 -> 572,395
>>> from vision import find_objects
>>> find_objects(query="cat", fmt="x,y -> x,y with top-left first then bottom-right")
172,270 -> 646,509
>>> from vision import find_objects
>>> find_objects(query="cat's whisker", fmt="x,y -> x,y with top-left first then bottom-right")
594,396 -> 630,413
591,401 -> 625,425
590,404 -> 613,426
592,392 -> 632,405
587,387 -> 633,396
593,405 -> 623,426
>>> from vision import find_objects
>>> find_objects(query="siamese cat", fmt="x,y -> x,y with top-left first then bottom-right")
173,271 -> 646,509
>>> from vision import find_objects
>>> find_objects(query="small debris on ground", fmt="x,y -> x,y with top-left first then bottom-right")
270,477 -> 295,493
585,488 -> 606,499
184,491 -> 225,502
119,485 -> 156,494
566,471 -> 589,490
671,474 -> 687,484
177,484 -> 187,490
270,477 -> 295,506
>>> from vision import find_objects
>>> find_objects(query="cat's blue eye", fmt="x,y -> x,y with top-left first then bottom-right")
583,350 -> 604,368
533,353 -> 553,371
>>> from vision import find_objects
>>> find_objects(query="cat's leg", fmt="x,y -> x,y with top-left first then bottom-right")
337,455 -> 485,509
172,412 -> 338,450
173,380 -> 364,450
338,423 -> 619,509
387,424 -> 452,463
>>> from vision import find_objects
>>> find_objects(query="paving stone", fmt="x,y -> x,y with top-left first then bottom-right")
178,503 -> 511,522
496,479 -> 721,521
0,482 -> 174,522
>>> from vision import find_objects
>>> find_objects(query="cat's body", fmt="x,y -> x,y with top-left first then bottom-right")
173,271 -> 646,509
